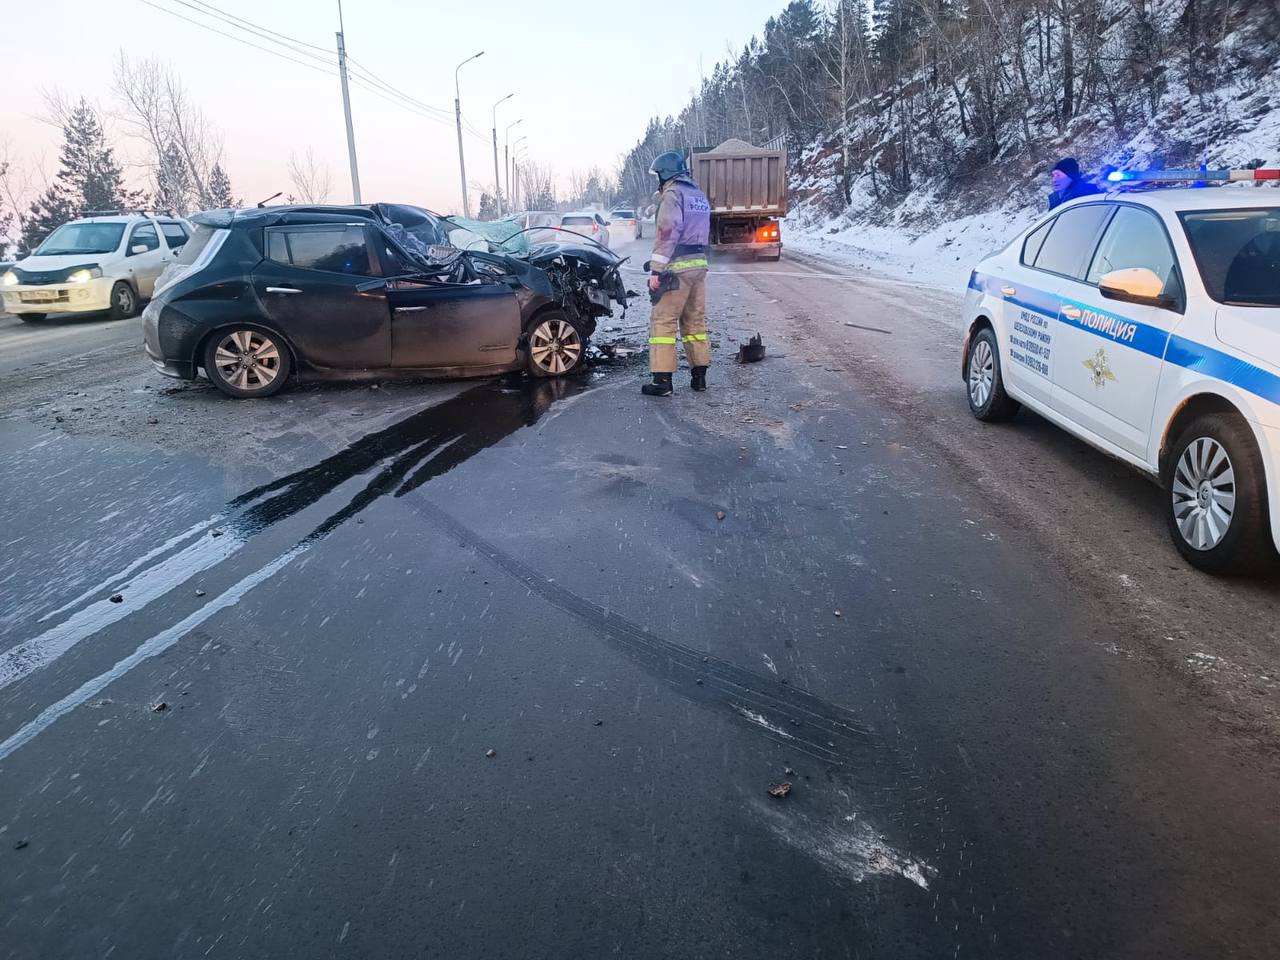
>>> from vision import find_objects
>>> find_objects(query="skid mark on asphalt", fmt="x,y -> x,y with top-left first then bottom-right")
408,496 -> 879,768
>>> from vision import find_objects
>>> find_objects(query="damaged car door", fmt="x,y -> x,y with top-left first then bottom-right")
376,240 -> 522,370
254,222 -> 391,369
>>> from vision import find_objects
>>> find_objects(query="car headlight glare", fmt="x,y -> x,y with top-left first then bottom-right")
1,271 -> 16,286
68,267 -> 103,283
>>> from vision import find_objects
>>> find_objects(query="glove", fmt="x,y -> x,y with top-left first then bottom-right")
648,274 -> 662,293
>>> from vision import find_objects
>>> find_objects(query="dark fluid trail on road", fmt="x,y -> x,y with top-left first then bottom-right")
229,375 -> 587,539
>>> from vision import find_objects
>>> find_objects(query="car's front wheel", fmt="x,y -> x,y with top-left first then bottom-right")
1164,412 -> 1276,574
966,326 -> 1019,421
18,313 -> 47,324
108,281 -> 138,321
524,311 -> 585,378
203,326 -> 292,398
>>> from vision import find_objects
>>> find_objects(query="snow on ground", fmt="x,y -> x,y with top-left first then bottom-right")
786,207 -> 1033,294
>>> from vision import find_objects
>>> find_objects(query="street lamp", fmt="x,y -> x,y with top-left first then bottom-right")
491,93 -> 514,216
512,145 -> 530,211
453,51 -> 484,218
504,121 -> 524,212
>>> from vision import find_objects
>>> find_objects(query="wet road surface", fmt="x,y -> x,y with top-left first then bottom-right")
1,238 -> 1278,959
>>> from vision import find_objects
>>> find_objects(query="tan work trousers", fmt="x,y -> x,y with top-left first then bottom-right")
648,269 -> 710,373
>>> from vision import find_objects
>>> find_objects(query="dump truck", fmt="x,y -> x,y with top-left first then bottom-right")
690,138 -> 787,261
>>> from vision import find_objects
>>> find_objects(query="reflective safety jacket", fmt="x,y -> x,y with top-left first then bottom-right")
650,175 -> 711,273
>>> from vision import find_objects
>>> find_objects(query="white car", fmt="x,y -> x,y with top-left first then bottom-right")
961,174 -> 1280,573
558,211 -> 610,249
2,213 -> 190,323
608,208 -> 644,240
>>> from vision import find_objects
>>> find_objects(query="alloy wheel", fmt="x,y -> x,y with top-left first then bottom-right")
1171,436 -> 1236,550
213,330 -> 283,392
116,286 -> 135,315
968,339 -> 994,408
529,317 -> 582,375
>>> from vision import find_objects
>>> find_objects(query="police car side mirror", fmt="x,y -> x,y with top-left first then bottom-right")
1098,267 -> 1176,310
131,244 -> 149,255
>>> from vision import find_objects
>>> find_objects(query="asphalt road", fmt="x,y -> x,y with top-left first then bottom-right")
0,235 -> 1277,959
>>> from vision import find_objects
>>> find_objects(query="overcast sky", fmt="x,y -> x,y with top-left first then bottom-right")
4,0 -> 788,213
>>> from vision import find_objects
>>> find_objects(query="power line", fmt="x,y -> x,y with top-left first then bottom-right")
163,0 -> 337,68
137,0 -> 336,77
183,0 -> 333,56
139,0 -> 493,145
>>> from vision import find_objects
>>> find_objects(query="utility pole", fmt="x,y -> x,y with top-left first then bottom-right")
504,122 -> 523,213
492,94 -> 513,216
335,0 -> 361,203
454,51 -> 484,218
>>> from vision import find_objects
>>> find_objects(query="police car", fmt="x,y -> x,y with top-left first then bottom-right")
961,168 -> 1280,573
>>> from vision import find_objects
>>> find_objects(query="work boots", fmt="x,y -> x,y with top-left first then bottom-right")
641,372 -> 674,397
690,366 -> 708,392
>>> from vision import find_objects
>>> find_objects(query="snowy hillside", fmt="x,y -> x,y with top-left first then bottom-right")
785,3 -> 1280,291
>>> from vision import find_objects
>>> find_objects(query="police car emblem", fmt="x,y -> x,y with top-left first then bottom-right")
1083,348 -> 1117,388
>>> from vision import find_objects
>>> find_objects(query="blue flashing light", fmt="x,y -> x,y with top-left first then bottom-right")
1106,170 -> 1128,182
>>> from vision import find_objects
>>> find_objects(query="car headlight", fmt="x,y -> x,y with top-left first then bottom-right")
1,271 -> 16,286
67,267 -> 103,283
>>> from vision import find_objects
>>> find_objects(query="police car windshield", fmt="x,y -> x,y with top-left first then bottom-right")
35,222 -> 126,256
1179,208 -> 1280,307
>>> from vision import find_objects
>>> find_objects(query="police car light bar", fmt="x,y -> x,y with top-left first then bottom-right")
1106,168 -> 1280,182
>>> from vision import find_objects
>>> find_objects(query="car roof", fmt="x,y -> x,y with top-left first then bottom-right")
1100,186 -> 1280,213
192,204 -> 445,231
64,214 -> 150,225
561,211 -> 599,218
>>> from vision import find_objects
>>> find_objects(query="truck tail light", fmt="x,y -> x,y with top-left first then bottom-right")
756,223 -> 780,242
592,223 -> 599,233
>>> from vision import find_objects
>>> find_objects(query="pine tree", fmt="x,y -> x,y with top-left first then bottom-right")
477,191 -> 499,221
155,141 -> 191,215
206,163 -> 236,209
22,98 -> 139,249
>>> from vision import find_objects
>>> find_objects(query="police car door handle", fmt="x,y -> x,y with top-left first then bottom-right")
394,306 -> 428,313
1062,305 -> 1083,319
1000,286 -> 1016,296
265,286 -> 302,295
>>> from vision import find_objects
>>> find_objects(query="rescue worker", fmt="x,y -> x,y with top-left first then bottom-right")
1047,157 -> 1101,210
643,151 -> 712,396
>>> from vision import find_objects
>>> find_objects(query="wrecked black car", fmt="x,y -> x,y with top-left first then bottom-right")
141,204 -> 630,398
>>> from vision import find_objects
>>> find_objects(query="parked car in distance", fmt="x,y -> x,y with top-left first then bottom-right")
143,205 -> 631,399
609,208 -> 644,240
1,212 -> 190,322
558,211 -> 610,249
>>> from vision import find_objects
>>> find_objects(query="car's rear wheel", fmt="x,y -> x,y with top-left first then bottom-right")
966,326 -> 1019,422
1164,412 -> 1276,574
18,313 -> 47,323
524,311 -> 585,378
108,282 -> 137,321
203,326 -> 292,399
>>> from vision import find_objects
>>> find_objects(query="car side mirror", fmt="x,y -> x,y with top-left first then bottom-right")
131,244 -> 149,255
1098,267 -> 1176,310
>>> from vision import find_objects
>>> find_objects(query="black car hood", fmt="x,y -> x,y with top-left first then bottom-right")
522,240 -> 623,271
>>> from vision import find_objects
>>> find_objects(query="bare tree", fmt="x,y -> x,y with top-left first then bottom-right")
287,148 -> 333,204
113,53 -> 225,211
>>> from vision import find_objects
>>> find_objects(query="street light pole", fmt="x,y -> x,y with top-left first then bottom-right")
454,51 -> 484,218
335,0 -> 361,203
504,121 -> 523,212
491,94 -> 513,216
512,146 -> 529,211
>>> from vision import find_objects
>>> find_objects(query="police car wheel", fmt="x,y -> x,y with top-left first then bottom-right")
1164,412 -> 1276,575
524,311 -> 585,379
966,327 -> 1019,422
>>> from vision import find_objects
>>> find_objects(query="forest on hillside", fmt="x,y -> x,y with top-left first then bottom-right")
616,0 -> 1280,213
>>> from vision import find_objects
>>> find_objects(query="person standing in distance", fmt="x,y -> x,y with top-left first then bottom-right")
643,151 -> 712,397
1047,157 -> 1101,210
